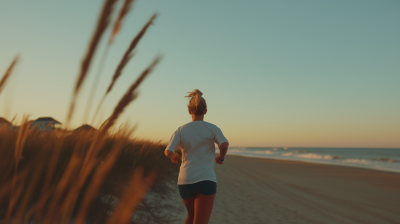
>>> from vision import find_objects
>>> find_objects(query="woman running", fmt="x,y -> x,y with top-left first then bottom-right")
164,89 -> 229,224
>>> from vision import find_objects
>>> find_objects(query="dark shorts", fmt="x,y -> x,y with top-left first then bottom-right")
178,180 -> 217,200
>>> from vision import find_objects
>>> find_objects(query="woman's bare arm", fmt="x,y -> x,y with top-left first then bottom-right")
219,142 -> 229,160
215,142 -> 229,165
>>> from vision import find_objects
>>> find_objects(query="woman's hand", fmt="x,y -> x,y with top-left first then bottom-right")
164,150 -> 181,164
171,153 -> 181,164
215,156 -> 224,165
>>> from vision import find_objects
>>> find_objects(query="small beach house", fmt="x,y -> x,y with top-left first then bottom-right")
74,124 -> 96,133
31,117 -> 62,131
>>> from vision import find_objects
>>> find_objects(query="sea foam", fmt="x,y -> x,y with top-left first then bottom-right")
220,147 -> 400,173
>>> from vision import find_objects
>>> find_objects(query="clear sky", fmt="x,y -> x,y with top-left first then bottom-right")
0,0 -> 399,148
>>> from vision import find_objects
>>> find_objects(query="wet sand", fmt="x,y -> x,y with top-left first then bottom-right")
170,155 -> 400,224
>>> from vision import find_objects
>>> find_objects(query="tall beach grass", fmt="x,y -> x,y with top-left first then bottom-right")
0,126 -> 179,223
0,0 -> 178,223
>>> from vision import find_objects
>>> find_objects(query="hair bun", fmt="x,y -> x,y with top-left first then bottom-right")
185,89 -> 202,98
185,89 -> 207,115
193,89 -> 203,97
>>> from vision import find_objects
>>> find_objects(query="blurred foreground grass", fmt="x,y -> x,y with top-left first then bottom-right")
0,0 -> 177,222
0,126 -> 179,223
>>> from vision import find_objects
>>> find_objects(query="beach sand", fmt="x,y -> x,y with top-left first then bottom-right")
169,155 -> 400,224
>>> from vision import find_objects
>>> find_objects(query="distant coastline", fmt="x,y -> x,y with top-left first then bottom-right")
217,147 -> 400,173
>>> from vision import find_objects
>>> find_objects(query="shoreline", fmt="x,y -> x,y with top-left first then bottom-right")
226,153 -> 400,174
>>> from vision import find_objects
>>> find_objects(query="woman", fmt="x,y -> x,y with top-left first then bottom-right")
164,89 -> 229,224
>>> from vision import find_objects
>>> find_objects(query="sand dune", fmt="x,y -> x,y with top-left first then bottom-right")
168,155 -> 400,224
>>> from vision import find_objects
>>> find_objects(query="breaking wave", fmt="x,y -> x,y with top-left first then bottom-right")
221,147 -> 400,173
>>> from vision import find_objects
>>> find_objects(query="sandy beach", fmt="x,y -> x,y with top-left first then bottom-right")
169,155 -> 400,224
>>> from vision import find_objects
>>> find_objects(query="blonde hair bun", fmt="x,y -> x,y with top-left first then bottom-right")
185,89 -> 207,115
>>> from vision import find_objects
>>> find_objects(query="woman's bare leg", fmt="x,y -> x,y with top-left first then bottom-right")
182,195 -> 196,224
193,194 -> 216,224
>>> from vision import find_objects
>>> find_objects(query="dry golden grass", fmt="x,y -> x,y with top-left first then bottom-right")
105,13 -> 158,96
110,0 -> 135,45
66,0 -> 119,126
83,0 -> 136,124
0,127 -> 179,224
0,0 -> 176,223
91,13 -> 158,125
0,55 -> 19,95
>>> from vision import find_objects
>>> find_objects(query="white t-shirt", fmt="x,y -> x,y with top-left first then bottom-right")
165,121 -> 229,185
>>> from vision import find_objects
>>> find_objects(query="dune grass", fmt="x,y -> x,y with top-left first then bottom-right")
82,0 -> 136,125
66,0 -> 118,126
90,13 -> 158,125
0,0 -> 178,223
0,126 -> 179,224
0,56 -> 19,95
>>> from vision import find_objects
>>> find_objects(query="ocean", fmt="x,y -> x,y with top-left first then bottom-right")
218,147 -> 400,173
